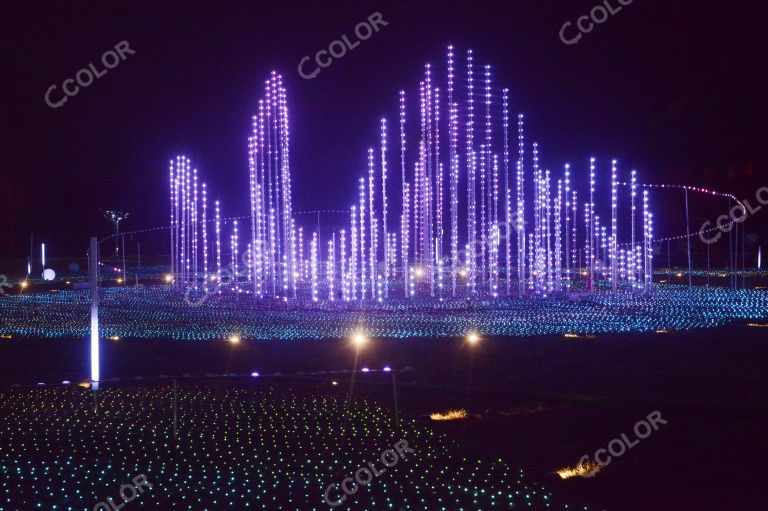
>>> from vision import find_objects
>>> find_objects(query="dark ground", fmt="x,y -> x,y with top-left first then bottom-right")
1,322 -> 766,510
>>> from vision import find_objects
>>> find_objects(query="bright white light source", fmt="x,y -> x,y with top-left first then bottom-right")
352,332 -> 367,347
43,269 -> 56,281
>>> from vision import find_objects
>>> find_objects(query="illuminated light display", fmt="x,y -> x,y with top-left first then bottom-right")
0,384 -> 580,510
1,284 -> 765,340
6,45 -> 766,350
156,46 -> 699,304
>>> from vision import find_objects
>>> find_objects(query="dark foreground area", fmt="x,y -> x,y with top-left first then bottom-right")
1,323 -> 766,510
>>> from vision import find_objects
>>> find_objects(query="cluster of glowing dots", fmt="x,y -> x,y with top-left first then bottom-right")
0,384 -> 585,510
163,45 -> 671,304
0,284 -> 766,340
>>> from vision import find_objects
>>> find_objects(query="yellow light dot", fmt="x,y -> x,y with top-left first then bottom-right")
351,332 -> 367,347
466,332 -> 481,345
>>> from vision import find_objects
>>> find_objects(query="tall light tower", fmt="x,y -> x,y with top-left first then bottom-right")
104,210 -> 129,257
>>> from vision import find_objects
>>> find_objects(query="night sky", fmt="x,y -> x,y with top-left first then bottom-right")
2,0 -> 765,260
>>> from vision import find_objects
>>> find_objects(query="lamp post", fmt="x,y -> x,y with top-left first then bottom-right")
462,332 -> 481,448
347,332 -> 367,405
104,210 -> 129,257
89,237 -> 100,413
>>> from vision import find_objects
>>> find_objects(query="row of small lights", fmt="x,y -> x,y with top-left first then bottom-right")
228,331 -> 482,347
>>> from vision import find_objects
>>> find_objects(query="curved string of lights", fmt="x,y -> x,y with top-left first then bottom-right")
616,182 -> 746,243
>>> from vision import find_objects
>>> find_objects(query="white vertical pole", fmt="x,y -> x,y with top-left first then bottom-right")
89,237 -> 100,386
685,188 -> 693,291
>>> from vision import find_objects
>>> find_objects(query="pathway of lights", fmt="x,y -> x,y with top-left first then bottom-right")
0,384 -> 586,511
0,284 -> 766,340
166,46 -> 665,303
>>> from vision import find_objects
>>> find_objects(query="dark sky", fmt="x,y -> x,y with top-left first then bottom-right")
2,0 -> 765,261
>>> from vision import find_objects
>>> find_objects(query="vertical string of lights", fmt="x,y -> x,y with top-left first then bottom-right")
192,168 -> 198,288
588,157 -> 596,291
447,47 -> 459,297
517,114 -> 526,297
480,65 -> 492,290
611,159 -> 618,293
414,86 -> 423,274
544,166 -> 551,293
466,49 -> 477,295
359,177 -> 367,300
532,142 -> 542,294
256,101 -> 267,295
328,235 -> 336,301
180,157 -> 187,286
555,179 -> 563,291
310,231 -> 318,302
248,133 -> 261,296
502,88 -> 511,296
215,200 -> 221,288
279,75 -> 296,298
380,118 -> 389,298
340,229 -> 347,301
434,89 -> 443,298
425,65 -> 434,296
169,160 -> 175,283
368,148 -> 377,295
571,191 -> 578,281
630,169 -> 637,288
491,154 -> 500,294
643,190 -> 652,291
350,206 -> 358,300
202,183 -> 209,290
399,91 -> 409,297
564,164 -> 571,289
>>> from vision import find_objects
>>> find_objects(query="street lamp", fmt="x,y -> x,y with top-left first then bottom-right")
346,331 -> 369,410
103,210 -> 129,257
466,332 -> 481,345
352,332 -> 368,347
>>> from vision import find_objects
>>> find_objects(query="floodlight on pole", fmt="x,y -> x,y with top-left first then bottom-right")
103,210 -> 129,257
